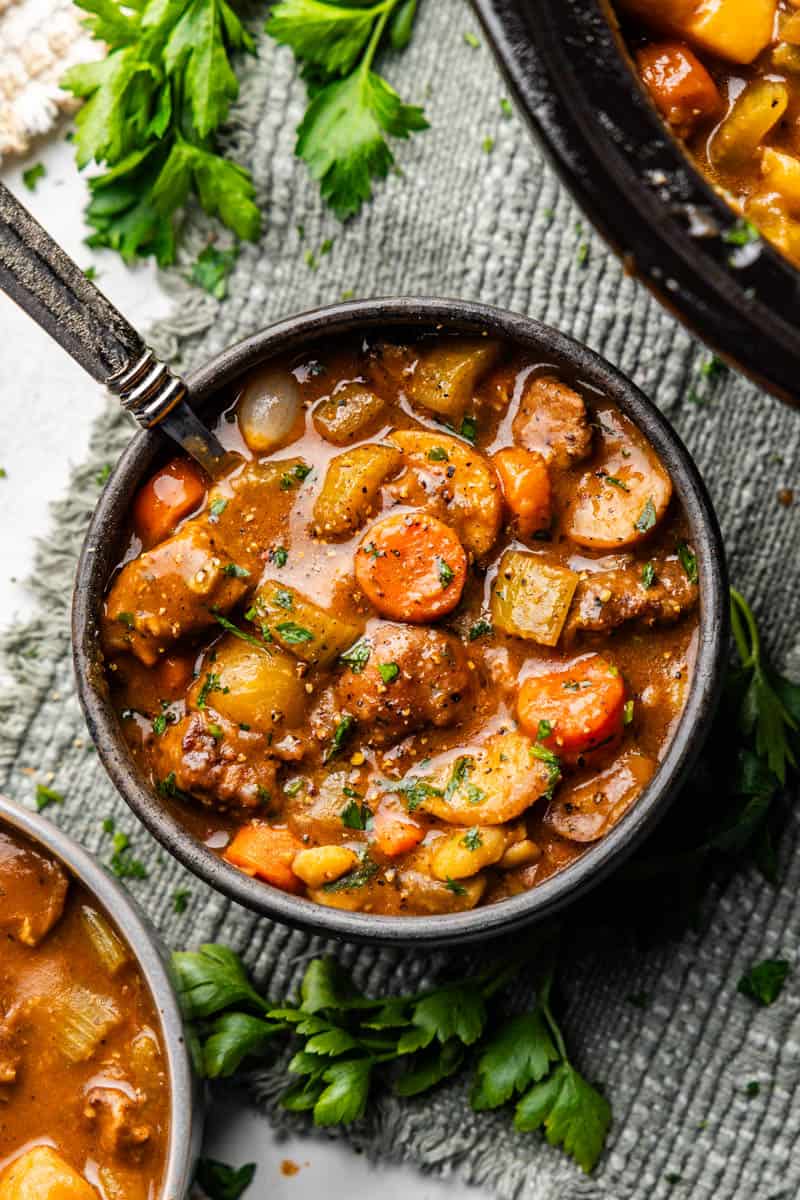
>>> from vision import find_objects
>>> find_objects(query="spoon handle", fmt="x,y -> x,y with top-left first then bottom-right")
0,181 -> 185,427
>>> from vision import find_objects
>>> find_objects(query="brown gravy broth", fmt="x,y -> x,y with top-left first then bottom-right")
0,824 -> 169,1199
103,334 -> 699,916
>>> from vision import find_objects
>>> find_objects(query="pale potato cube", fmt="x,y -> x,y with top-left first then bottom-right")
313,382 -> 387,445
293,845 -> 359,888
430,826 -> 508,880
418,732 -> 554,825
491,551 -> 578,646
406,339 -> 501,421
249,582 -> 362,667
311,444 -> 402,539
198,634 -> 308,730
0,1147 -> 99,1200
619,0 -> 776,64
761,148 -> 800,212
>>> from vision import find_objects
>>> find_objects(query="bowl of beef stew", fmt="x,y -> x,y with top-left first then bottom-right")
73,298 -> 728,946
472,0 -> 800,406
0,794 -> 200,1199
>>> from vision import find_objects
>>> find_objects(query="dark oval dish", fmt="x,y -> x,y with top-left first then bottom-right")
472,0 -> 800,406
72,298 -> 729,947
0,793 -> 202,1200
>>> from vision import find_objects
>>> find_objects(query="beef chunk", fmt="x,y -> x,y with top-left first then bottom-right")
150,711 -> 280,813
565,560 -> 698,637
0,831 -> 68,947
333,623 -> 474,746
512,375 -> 593,470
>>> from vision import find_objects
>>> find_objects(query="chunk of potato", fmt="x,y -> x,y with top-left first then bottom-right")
711,79 -> 789,170
249,581 -> 362,667
562,406 -> 672,550
388,430 -> 503,558
416,731 -> 554,825
619,0 -> 776,64
491,550 -> 579,646
431,826 -> 509,880
499,838 -> 541,869
404,339 -> 501,420
194,634 -> 307,730
293,845 -> 359,888
394,868 -> 487,913
311,444 -> 402,539
0,1147 -> 99,1200
761,148 -> 800,213
543,750 -> 656,843
313,382 -> 387,445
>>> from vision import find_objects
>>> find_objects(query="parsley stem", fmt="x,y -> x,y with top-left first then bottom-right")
361,0 -> 398,75
730,588 -> 760,670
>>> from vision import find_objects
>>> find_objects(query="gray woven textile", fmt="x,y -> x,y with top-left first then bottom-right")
2,5 -> 800,1197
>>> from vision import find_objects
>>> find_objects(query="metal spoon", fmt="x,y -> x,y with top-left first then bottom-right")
0,181 -> 236,478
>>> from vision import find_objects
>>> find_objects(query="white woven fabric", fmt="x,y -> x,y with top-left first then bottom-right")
0,0 -> 93,159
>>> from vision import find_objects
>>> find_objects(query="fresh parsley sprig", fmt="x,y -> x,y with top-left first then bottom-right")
172,939 -> 610,1172
266,0 -> 429,218
61,0 -> 260,265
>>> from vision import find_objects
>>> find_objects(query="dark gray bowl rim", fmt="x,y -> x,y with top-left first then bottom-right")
0,793 -> 200,1199
73,296 -> 729,947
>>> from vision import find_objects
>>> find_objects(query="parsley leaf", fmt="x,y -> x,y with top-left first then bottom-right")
22,163 -> 46,191
324,714 -> 356,763
634,497 -> 656,533
641,561 -> 656,589
472,1011 -> 558,1110
268,0 -> 427,219
172,943 -> 267,1019
275,621 -> 315,644
341,797 -> 371,830
731,589 -> 798,784
737,958 -> 790,1007
677,541 -> 698,585
515,1062 -> 611,1174
469,618 -> 493,641
61,0 -> 259,264
173,887 -> 192,914
194,1158 -> 256,1200
340,637 -> 371,672
378,661 -> 400,684
437,557 -> 455,588
35,783 -> 64,812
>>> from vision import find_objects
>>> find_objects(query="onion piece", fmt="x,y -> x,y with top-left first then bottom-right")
238,367 -> 302,453
80,905 -> 129,975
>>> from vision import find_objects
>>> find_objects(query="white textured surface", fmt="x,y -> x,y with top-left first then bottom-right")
0,130 -> 480,1200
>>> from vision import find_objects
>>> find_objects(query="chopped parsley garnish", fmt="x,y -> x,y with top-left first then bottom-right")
427,445 -> 450,462
324,714 -> 356,763
270,546 -> 289,568
531,742 -> 562,798
437,557 -> 455,588
460,415 -> 478,443
108,830 -> 148,880
623,700 -> 634,726
341,798 -> 372,830
482,135 -> 494,154
641,561 -> 656,589
322,852 -> 377,892
463,30 -> 480,47
192,244 -> 238,300
222,563 -> 250,579
22,162 -> 46,191
213,613 -> 267,650
96,463 -> 111,485
677,542 -> 698,585
469,618 -> 493,641
634,497 -> 657,533
208,723 -> 224,741
745,1080 -> 760,1098
536,719 -> 553,742
379,662 -> 400,684
340,638 -> 372,673
500,97 -> 513,118
737,959 -> 790,1007
723,219 -> 760,247
173,888 -> 191,914
385,774 -> 443,812
208,497 -> 228,522
362,541 -> 384,560
280,463 -> 312,490
152,713 -> 168,736
274,588 -> 294,610
445,877 -> 468,895
116,611 -> 135,629
604,475 -> 629,492
197,672 -> 228,709
283,778 -> 305,797
35,783 -> 64,812
444,756 -> 475,801
275,621 -> 314,644
461,827 -> 483,851
157,772 -> 192,802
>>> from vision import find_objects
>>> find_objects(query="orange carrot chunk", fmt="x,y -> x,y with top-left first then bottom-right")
224,823 -> 304,893
354,512 -> 467,623
517,654 -> 627,756
132,458 -> 207,549
493,447 -> 551,538
371,799 -> 426,858
636,42 -> 722,135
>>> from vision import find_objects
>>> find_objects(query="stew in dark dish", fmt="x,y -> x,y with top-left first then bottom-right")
618,0 -> 800,266
0,823 -> 169,1199
101,333 -> 700,916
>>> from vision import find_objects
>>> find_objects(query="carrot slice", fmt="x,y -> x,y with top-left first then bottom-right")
354,512 -> 467,622
132,458 -> 207,549
493,447 -> 551,538
224,823 -> 304,893
371,799 -> 425,858
636,42 -> 721,133
517,654 -> 627,756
